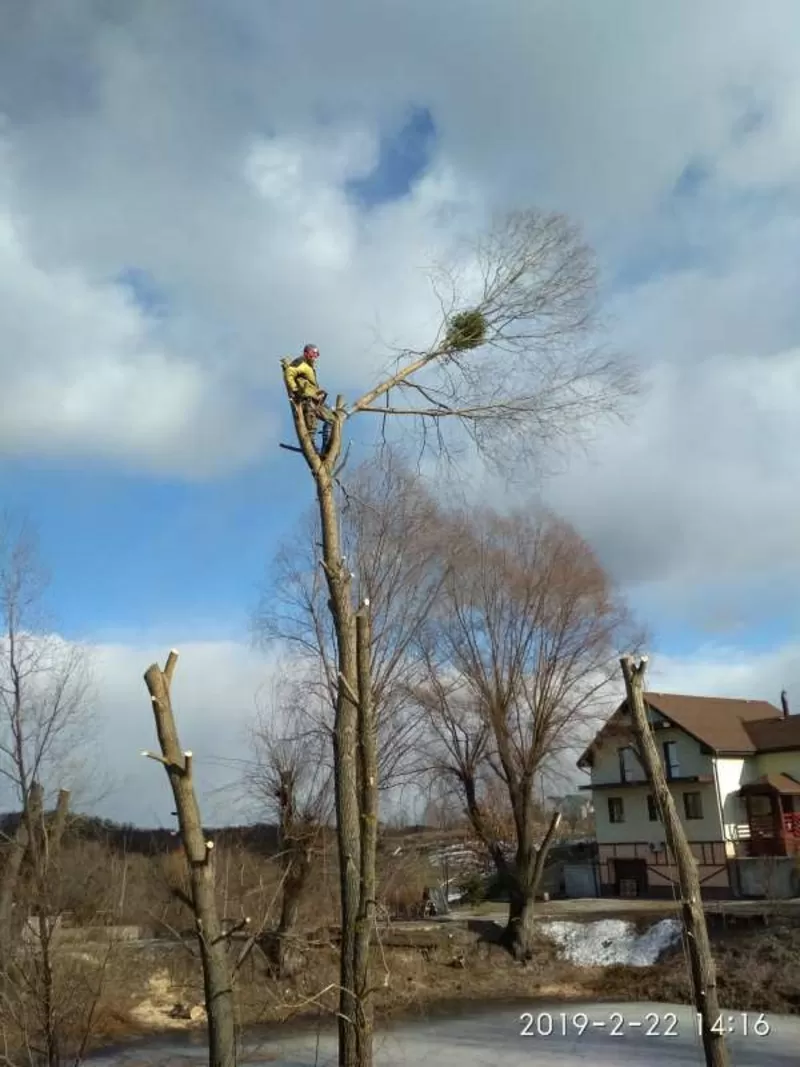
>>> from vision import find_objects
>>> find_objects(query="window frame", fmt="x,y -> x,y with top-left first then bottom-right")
608,796 -> 625,824
662,740 -> 680,779
683,791 -> 703,821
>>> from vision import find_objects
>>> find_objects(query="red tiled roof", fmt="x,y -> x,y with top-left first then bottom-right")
744,715 -> 800,752
578,692 -> 786,767
643,692 -> 782,753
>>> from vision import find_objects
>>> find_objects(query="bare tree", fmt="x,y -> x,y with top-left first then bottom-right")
0,788 -> 120,1067
0,518 -> 113,1065
280,208 -> 633,1066
256,450 -> 448,790
0,517 -> 92,825
247,675 -> 332,977
412,507 -> 630,958
143,651 -> 238,1067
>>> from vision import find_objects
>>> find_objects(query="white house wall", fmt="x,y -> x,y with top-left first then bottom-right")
713,757 -> 748,849
591,722 -> 715,786
594,784 -> 722,844
591,714 -> 724,845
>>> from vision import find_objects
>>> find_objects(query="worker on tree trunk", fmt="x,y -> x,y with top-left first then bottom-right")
281,344 -> 334,455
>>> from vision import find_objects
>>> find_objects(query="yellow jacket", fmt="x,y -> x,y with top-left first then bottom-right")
283,357 -> 321,400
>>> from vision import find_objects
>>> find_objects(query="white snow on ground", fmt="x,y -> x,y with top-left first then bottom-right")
540,918 -> 681,967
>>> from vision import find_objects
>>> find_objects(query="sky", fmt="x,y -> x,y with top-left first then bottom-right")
2,1 -> 800,826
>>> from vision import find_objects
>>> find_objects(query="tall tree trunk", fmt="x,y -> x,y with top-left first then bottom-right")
353,604 -> 377,1067
270,770 -> 311,978
288,389 -> 373,1067
621,655 -> 728,1067
315,467 -> 362,1067
144,651 -> 238,1067
504,811 -> 561,960
33,788 -> 70,1067
37,909 -> 58,1067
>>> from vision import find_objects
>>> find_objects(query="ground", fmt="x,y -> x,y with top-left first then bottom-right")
62,899 -> 800,1054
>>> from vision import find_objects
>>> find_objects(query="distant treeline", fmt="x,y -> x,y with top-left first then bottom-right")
0,811 -> 284,856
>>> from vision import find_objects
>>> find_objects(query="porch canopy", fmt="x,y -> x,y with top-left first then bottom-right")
737,773 -> 800,796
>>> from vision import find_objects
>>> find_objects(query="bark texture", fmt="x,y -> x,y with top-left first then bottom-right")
144,651 -> 238,1067
621,655 -> 728,1067
285,387 -> 374,1067
0,782 -> 44,964
353,606 -> 377,1067
504,809 -> 562,959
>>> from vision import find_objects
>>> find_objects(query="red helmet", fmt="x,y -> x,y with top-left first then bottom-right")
303,344 -> 319,361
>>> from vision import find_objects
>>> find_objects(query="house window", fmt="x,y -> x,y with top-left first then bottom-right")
684,792 -> 703,820
647,794 -> 661,822
618,747 -> 629,782
608,797 -> 625,824
663,741 -> 680,779
618,745 -> 641,783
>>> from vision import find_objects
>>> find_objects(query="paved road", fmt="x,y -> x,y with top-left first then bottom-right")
100,1002 -> 799,1065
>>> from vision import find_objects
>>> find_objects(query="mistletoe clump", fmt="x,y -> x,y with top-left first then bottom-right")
444,308 -> 487,352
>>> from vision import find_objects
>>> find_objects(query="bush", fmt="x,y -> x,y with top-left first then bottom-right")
458,872 -> 488,905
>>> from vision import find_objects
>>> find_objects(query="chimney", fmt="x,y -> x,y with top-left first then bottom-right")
781,690 -> 790,718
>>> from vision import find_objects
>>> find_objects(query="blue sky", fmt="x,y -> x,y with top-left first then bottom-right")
3,1 -> 800,823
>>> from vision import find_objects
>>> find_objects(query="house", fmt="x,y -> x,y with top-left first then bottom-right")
577,690 -> 800,899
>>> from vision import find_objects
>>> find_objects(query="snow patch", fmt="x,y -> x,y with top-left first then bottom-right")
540,918 -> 681,967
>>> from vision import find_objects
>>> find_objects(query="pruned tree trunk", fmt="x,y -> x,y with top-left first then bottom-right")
268,769 -> 312,978
0,781 -> 44,964
144,650 -> 237,1067
310,456 -> 362,1067
353,604 -> 377,1067
504,810 -> 562,960
621,655 -> 728,1067
32,787 -> 71,1067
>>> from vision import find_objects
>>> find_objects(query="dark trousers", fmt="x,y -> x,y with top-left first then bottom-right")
300,398 -> 334,453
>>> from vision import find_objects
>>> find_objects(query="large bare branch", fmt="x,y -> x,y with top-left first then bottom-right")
347,210 -> 635,473
254,450 -> 448,789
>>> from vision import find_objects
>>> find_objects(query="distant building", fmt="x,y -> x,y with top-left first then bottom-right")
578,690 -> 800,899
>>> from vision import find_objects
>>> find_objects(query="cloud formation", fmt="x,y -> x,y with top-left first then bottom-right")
2,3 -> 800,682
73,633 -> 800,825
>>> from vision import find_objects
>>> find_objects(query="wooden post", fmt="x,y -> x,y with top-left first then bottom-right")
144,650 -> 238,1067
620,655 -> 728,1067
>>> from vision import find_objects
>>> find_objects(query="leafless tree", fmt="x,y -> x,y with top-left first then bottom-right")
256,450 -> 448,791
246,675 -> 332,977
0,517 -> 93,824
0,790 -> 119,1067
411,507 -> 631,959
280,208 -> 634,1066
0,518 -> 112,1065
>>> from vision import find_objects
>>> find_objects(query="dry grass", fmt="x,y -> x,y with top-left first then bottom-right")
5,833 -> 800,1058
61,912 -> 800,1055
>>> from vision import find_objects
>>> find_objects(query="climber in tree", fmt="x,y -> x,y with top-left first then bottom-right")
281,344 -> 335,455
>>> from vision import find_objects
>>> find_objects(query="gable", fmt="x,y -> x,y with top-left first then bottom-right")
577,691 -> 783,770
577,699 -> 693,769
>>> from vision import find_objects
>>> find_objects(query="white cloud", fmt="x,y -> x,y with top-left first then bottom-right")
87,638 -> 277,827
68,633 -> 800,826
2,4 -> 800,629
647,643 -> 800,708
